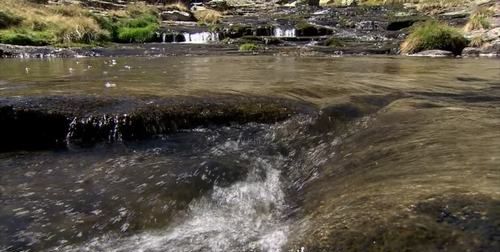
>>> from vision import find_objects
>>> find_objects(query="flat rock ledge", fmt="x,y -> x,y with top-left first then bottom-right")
0,95 -> 315,151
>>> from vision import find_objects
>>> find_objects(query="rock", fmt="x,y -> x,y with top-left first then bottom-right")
161,10 -> 196,22
410,50 -> 454,57
307,0 -> 320,6
387,17 -> 427,31
485,27 -> 500,41
480,39 -> 500,56
462,47 -> 481,57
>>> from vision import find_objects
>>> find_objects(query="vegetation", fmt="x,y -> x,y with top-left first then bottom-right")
324,37 -> 344,47
194,9 -> 222,24
0,0 -> 160,46
164,2 -> 190,12
111,3 -> 160,43
469,35 -> 485,47
239,43 -> 259,52
0,10 -> 23,29
400,20 -> 468,55
464,7 -> 494,32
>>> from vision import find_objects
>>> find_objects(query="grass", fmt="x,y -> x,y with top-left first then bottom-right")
400,20 -> 467,55
164,2 -> 190,12
194,9 -> 222,24
464,7 -> 494,32
0,10 -> 23,29
0,29 -> 52,46
0,0 -> 161,46
0,0 -> 109,46
239,43 -> 259,52
325,37 -> 344,47
469,35 -> 485,47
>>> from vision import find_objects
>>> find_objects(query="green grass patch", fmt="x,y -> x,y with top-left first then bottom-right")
0,29 -> 53,46
400,20 -> 467,55
239,43 -> 259,52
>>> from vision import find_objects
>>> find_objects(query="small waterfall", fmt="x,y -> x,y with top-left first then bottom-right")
273,27 -> 296,38
162,33 -> 166,43
182,32 -> 219,44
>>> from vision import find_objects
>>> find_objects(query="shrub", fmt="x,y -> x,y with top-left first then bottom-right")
0,10 -> 23,29
400,20 -> 468,55
194,9 -> 222,24
239,43 -> 259,52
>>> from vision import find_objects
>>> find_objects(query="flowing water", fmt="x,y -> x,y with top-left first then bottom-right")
0,56 -> 499,252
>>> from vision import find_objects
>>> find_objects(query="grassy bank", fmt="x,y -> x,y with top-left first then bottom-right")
0,0 -> 160,46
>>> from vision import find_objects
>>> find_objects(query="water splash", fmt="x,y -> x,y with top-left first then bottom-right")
61,137 -> 289,252
273,28 -> 296,38
182,32 -> 220,44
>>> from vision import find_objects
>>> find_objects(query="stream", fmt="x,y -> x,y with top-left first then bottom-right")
0,56 -> 499,252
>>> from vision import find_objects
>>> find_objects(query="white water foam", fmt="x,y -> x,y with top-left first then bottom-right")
62,153 -> 288,252
182,32 -> 220,44
273,28 -> 296,38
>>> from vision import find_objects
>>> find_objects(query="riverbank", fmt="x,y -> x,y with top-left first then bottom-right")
0,0 -> 498,58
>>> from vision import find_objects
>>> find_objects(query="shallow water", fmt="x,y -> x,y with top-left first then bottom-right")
0,56 -> 499,251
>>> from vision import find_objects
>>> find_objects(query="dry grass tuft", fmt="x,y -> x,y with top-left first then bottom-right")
164,2 -> 190,12
464,7 -> 494,32
194,9 -> 222,24
0,0 -> 108,45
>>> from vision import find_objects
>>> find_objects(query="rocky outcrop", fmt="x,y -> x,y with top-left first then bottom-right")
0,95 -> 313,151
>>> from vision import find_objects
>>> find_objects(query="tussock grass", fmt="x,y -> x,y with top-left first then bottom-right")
0,0 -> 108,45
164,2 -> 190,12
239,43 -> 259,52
469,35 -> 485,47
0,0 -> 161,45
464,7 -> 494,32
400,20 -> 467,55
194,9 -> 222,24
113,3 -> 160,43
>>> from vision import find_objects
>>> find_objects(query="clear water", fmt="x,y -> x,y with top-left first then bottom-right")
0,56 -> 499,251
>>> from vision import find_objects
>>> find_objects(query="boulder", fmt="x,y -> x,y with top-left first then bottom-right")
485,27 -> 500,42
461,47 -> 481,57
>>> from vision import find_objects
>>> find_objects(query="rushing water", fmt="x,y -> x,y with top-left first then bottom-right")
0,56 -> 499,251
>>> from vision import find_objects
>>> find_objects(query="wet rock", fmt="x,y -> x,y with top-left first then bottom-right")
480,39 -> 500,56
0,95 -> 313,151
160,10 -> 196,22
0,44 -> 100,58
387,17 -> 427,31
295,23 -> 333,37
485,27 -> 500,41
410,49 -> 454,57
462,47 -> 482,57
